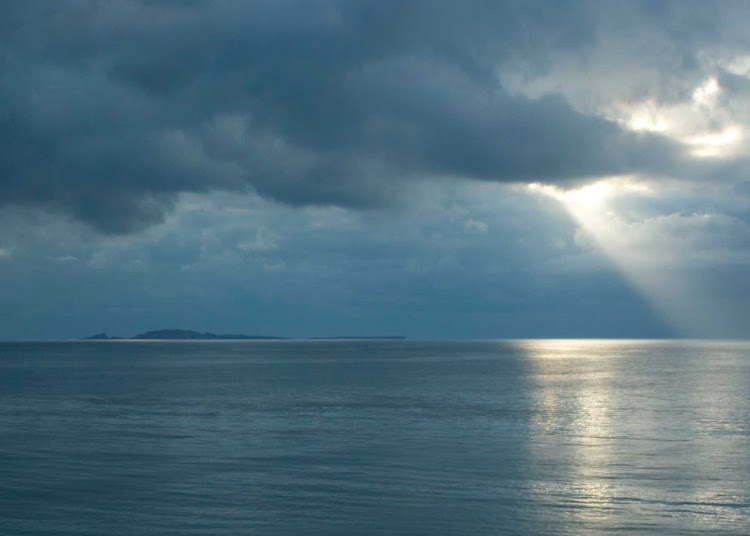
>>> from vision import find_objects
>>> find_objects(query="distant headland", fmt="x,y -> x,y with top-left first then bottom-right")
81,329 -> 405,341
81,329 -> 287,340
307,336 -> 407,340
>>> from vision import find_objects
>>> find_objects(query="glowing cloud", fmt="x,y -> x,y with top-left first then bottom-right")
528,178 -> 734,336
686,125 -> 744,158
692,77 -> 721,108
605,76 -> 745,160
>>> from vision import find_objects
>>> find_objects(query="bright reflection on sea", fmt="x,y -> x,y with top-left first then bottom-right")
0,339 -> 749,535
517,339 -> 750,534
521,340 -> 620,527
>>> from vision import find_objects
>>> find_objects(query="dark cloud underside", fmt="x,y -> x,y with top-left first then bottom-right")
0,0 -> 737,232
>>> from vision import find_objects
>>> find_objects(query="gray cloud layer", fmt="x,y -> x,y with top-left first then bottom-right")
1,0 -> 746,232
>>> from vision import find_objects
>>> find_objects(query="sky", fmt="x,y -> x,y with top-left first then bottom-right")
2,0 -> 750,339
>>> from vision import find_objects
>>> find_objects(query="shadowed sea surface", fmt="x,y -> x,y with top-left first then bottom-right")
1,339 -> 749,535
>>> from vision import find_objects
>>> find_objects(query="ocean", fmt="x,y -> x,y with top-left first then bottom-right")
1,339 -> 749,535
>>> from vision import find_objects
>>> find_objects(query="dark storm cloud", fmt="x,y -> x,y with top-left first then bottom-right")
0,0 -> 743,232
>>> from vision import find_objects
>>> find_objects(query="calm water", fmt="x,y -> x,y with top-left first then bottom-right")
1,340 -> 749,535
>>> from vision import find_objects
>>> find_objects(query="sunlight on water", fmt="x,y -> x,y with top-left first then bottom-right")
522,340 -> 617,526
519,339 -> 750,534
0,340 -> 748,535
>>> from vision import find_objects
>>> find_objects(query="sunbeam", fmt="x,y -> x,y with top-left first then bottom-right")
528,179 -> 732,337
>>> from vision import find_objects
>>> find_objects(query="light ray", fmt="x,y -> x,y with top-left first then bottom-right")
529,178 -> 727,337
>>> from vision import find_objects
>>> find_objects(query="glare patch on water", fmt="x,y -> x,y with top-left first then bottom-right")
0,340 -> 749,535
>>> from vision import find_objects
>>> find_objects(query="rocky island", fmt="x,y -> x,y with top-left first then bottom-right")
81,329 -> 286,340
80,330 -> 405,341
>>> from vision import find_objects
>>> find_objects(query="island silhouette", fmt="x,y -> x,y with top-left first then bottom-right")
82,329 -> 286,340
81,330 -> 405,340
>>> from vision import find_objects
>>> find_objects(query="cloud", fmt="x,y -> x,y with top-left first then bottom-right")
4,171 -> 750,338
0,183 -> 676,338
4,0 -> 743,232
463,219 -> 488,233
0,0 -> 728,233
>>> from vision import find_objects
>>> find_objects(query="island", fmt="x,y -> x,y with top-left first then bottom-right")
80,330 -> 406,341
81,329 -> 286,340
81,333 -> 123,340
307,336 -> 406,340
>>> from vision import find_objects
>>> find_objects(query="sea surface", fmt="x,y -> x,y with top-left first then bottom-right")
1,339 -> 749,535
